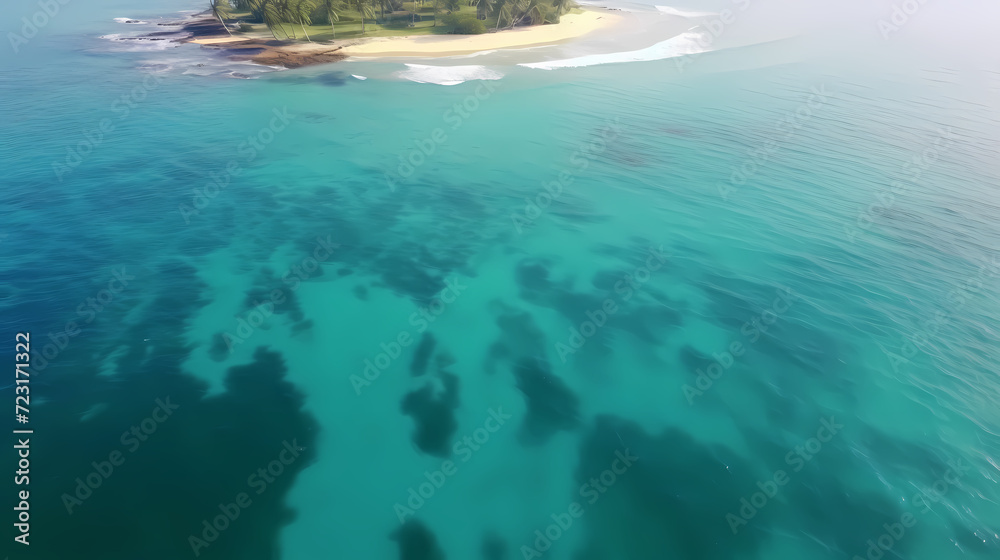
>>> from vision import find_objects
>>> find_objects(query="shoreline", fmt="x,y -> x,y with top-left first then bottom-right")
340,10 -> 623,58
180,8 -> 623,68
180,24 -> 353,68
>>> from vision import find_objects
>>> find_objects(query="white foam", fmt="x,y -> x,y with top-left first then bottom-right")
450,49 -> 498,59
519,31 -> 709,70
654,6 -> 718,17
176,58 -> 279,77
396,63 -> 503,85
114,17 -> 150,24
575,1 -> 632,12
101,33 -> 181,51
137,62 -> 175,74
352,74 -> 368,80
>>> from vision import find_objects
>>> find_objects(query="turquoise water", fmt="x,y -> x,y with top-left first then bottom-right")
2,0 -> 999,559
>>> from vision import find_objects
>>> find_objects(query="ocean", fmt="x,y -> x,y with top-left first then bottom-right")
1,0 -> 999,558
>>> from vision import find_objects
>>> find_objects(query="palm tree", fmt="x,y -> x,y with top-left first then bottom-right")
493,0 -> 513,30
249,0 -> 287,38
350,0 -> 376,34
518,0 -> 543,25
506,0 -> 541,26
550,0 -> 570,16
469,0 -> 490,20
378,0 -> 392,22
290,0 -> 316,40
320,0 -> 343,37
273,0 -> 298,37
209,0 -> 234,35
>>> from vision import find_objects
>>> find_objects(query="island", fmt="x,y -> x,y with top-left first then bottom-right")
174,0 -> 621,67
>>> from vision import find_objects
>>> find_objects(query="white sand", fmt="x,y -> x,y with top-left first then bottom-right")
189,36 -> 251,45
340,10 -> 623,57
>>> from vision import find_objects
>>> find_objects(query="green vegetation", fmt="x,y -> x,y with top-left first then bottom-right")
209,0 -> 234,35
219,0 -> 576,41
441,12 -> 485,34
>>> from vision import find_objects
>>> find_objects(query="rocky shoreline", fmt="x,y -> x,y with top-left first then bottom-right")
169,13 -> 351,69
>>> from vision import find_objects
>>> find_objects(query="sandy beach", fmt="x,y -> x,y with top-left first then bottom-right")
186,9 -> 624,68
179,8 -> 623,66
189,36 -> 252,45
340,10 -> 622,57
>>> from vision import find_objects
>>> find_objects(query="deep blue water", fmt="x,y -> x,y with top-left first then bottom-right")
2,0 -> 999,559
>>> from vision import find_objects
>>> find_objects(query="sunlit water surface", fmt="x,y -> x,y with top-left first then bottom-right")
1,0 -> 999,558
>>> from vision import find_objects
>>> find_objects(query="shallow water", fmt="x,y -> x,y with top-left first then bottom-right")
2,0 -> 999,559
